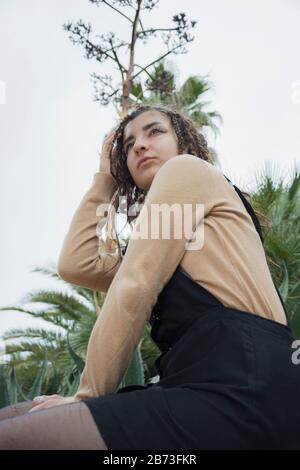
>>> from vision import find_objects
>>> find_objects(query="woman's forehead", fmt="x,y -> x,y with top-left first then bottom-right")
123,110 -> 170,140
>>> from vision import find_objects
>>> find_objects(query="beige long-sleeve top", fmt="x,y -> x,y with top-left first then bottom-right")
57,154 -> 287,400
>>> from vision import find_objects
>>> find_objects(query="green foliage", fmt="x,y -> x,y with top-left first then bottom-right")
252,165 -> 300,337
130,61 -> 222,139
0,263 -> 160,405
117,346 -> 145,390
26,355 -> 48,401
0,364 -> 10,408
0,354 -> 48,406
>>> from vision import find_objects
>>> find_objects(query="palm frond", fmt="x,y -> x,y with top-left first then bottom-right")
30,264 -> 60,280
19,290 -> 92,318
3,327 -> 66,343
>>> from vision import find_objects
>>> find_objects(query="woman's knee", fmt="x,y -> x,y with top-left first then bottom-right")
0,400 -> 33,421
0,401 -> 109,450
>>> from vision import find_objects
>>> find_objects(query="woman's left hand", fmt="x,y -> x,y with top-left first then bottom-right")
28,394 -> 80,413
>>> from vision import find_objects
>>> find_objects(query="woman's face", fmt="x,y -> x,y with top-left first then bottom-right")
123,110 -> 179,191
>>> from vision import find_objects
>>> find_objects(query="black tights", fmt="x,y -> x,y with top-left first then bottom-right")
0,400 -> 109,450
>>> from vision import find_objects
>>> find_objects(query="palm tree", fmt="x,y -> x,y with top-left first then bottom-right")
0,264 -> 96,397
252,163 -> 300,337
0,264 -> 160,403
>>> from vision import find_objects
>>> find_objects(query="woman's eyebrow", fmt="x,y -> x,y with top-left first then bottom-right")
123,121 -> 163,147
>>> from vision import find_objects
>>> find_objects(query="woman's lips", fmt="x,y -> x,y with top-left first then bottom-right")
138,157 -> 156,168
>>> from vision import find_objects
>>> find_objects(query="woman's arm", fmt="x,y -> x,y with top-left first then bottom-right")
73,155 -> 221,399
57,171 -> 122,293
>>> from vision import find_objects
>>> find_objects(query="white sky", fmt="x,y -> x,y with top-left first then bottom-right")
0,0 -> 300,341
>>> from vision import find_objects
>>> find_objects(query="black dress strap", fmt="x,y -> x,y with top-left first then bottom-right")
223,175 -> 290,325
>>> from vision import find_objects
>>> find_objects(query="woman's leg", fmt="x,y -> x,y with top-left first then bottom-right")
0,401 -> 33,421
0,401 -> 109,450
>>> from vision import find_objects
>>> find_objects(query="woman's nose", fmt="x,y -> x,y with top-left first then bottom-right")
133,138 -> 149,153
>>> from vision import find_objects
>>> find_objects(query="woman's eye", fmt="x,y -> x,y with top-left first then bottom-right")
125,142 -> 133,154
125,128 -> 164,154
150,128 -> 163,135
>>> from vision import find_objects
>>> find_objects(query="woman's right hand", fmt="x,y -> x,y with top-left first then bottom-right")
29,394 -> 80,412
99,128 -> 118,174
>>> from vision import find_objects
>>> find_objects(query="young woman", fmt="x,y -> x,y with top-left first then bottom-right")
0,105 -> 299,450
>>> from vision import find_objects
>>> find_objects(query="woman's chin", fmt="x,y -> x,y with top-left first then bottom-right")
137,168 -> 159,191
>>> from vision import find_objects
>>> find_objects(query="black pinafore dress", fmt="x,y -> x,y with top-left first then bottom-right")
82,177 -> 300,450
